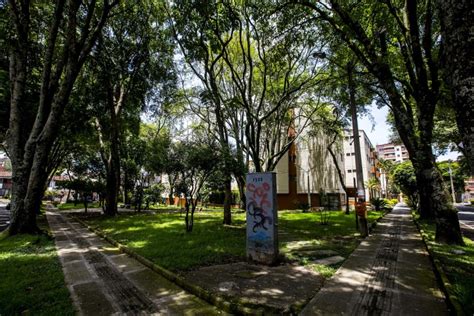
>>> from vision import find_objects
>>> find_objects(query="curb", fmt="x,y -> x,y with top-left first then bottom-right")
411,214 -> 465,316
71,216 -> 297,315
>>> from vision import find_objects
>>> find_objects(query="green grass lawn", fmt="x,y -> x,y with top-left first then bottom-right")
57,202 -> 100,210
0,217 -> 75,315
84,209 -> 384,276
417,219 -> 474,315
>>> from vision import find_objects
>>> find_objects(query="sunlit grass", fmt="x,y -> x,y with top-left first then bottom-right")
57,202 -> 100,210
417,218 -> 474,315
0,217 -> 75,315
85,209 -> 384,277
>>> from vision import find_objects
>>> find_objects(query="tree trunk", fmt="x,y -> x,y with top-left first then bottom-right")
136,185 -> 143,212
439,0 -> 474,176
6,1 -> 118,235
104,156 -> 118,216
123,172 -> 129,205
411,147 -> 464,244
10,128 -> 59,235
7,11 -> 34,234
345,194 -> 350,214
223,176 -> 232,225
168,191 -> 174,206
189,200 -> 196,232
184,199 -> 190,231
236,175 -> 246,210
83,195 -> 88,214
8,172 -> 37,234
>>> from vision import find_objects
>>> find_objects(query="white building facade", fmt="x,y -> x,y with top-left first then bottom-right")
343,130 -> 379,200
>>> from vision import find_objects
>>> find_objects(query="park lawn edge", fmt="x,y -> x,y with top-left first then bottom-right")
0,215 -> 76,316
73,215 -> 272,315
73,210 -> 390,314
411,211 -> 465,316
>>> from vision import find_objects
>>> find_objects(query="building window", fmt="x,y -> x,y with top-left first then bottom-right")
346,153 -> 351,156
347,170 -> 352,173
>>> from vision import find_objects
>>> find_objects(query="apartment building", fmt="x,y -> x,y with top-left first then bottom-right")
376,143 -> 409,163
343,130 -> 380,200
274,129 -> 345,210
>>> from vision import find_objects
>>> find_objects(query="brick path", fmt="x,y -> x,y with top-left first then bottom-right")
47,211 -> 223,315
300,204 -> 449,316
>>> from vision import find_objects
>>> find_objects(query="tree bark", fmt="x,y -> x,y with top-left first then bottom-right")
235,175 -> 246,210
104,157 -> 119,216
223,176 -> 232,225
6,0 -> 118,235
411,143 -> 464,244
439,0 -> 474,176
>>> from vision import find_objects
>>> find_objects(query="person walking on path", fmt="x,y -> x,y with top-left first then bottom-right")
300,203 -> 448,316
46,210 -> 222,315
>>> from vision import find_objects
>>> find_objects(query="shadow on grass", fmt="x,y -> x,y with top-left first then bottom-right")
84,210 -> 383,275
418,219 -> 474,315
85,212 -> 247,271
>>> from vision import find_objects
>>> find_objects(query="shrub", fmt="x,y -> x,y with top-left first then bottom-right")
383,198 -> 398,208
370,197 -> 387,211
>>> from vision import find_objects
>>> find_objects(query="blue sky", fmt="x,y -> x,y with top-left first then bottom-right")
358,104 -> 460,162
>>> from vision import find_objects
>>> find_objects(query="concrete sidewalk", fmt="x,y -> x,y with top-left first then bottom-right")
46,211 -> 223,315
300,203 -> 449,316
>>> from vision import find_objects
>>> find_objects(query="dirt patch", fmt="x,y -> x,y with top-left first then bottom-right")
183,262 -> 324,313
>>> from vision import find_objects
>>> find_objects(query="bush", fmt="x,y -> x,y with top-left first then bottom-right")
383,198 -> 398,208
370,197 -> 387,211
293,200 -> 309,213
43,189 -> 60,201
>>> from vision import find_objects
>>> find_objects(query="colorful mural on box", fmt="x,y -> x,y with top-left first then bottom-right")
246,173 -> 277,258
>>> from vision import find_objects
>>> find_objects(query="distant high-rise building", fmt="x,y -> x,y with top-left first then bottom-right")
376,143 -> 409,163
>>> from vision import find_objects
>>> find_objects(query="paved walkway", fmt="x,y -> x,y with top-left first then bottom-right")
300,203 -> 449,316
46,211 -> 223,315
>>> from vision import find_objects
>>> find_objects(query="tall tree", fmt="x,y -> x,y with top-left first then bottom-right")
438,0 -> 474,175
169,0 -> 245,222
170,1 -> 327,222
296,0 -> 463,244
6,0 -> 119,235
0,5 -> 9,143
76,0 -> 174,215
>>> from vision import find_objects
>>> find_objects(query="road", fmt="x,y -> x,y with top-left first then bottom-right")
457,204 -> 474,241
0,202 -> 10,232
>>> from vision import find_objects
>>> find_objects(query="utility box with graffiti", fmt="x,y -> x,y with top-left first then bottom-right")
246,172 -> 279,265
